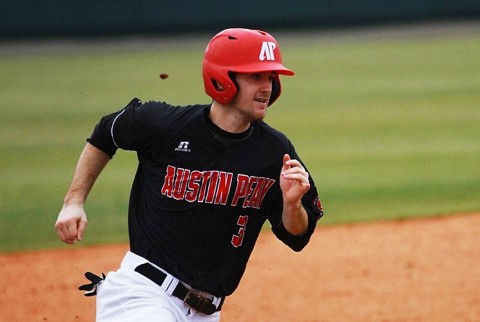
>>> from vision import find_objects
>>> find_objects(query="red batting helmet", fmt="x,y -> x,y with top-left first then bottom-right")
202,28 -> 294,106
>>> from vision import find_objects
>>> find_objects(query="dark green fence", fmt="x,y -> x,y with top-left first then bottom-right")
1,0 -> 479,38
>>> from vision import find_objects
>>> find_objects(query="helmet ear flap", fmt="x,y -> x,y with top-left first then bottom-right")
268,77 -> 282,106
202,67 -> 237,104
228,72 -> 239,90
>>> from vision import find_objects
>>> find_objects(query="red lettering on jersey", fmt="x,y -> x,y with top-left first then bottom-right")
185,170 -> 202,202
242,176 -> 258,208
172,168 -> 190,200
246,176 -> 263,209
231,215 -> 248,248
231,174 -> 249,206
214,172 -> 233,205
197,171 -> 212,202
231,175 -> 276,209
161,165 -> 176,197
205,171 -> 219,204
162,165 -> 274,208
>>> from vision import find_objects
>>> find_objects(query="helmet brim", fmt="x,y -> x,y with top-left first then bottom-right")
231,62 -> 294,76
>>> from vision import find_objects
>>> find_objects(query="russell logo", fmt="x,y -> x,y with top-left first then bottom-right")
175,141 -> 191,152
259,41 -> 276,61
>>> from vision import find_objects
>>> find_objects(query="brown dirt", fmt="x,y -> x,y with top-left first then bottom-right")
1,213 -> 479,322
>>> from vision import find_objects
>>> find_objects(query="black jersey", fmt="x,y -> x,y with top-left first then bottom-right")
88,98 -> 323,296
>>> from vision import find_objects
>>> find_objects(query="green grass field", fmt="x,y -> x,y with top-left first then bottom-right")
1,29 -> 479,252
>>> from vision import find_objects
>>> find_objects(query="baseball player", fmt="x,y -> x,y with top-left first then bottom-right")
55,28 -> 324,322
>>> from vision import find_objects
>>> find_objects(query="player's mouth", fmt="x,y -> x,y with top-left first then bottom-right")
254,97 -> 269,105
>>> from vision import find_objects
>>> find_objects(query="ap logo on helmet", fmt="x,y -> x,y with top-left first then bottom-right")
259,41 -> 277,61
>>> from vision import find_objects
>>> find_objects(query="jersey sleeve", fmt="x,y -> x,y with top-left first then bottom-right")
87,98 -> 175,157
269,143 -> 324,252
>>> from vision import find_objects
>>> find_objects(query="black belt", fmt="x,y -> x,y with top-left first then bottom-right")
134,263 -> 224,315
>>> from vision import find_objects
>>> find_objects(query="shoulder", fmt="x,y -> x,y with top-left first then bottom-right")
125,99 -> 209,128
135,100 -> 207,119
254,120 -> 292,148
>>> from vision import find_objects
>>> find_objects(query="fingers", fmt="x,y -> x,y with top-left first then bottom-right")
281,154 -> 309,184
55,207 -> 87,244
77,219 -> 88,241
280,154 -> 310,205
55,222 -> 73,244
55,220 -> 78,244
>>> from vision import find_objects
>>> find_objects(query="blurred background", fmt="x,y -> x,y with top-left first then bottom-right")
1,0 -> 480,39
1,1 -> 479,252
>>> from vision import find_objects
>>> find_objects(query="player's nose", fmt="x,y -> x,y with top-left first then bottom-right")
259,76 -> 273,92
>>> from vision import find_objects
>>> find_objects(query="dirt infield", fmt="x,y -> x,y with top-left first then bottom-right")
1,213 -> 479,322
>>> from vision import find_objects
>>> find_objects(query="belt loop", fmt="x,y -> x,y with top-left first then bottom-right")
162,275 -> 179,296
212,296 -> 222,308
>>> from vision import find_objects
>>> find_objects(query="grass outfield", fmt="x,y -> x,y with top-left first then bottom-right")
0,28 -> 479,252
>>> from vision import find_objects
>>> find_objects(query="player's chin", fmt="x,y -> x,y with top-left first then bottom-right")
251,109 -> 267,121
252,102 -> 268,118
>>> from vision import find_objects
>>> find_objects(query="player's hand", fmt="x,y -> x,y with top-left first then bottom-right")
280,154 -> 310,205
55,204 -> 88,244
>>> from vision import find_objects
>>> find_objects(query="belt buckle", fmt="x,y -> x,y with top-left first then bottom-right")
184,291 -> 216,315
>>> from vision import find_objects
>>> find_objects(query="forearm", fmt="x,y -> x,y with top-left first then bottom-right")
63,143 -> 111,206
55,143 -> 110,244
282,200 -> 309,236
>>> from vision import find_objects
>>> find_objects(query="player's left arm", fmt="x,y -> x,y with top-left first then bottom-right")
279,154 -> 311,236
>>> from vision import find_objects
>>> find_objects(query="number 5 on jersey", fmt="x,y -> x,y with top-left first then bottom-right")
231,215 -> 248,248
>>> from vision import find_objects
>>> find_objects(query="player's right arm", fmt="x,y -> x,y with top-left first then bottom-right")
55,143 -> 110,244
54,98 -> 168,244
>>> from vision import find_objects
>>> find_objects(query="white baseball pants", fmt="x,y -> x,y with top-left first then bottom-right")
96,251 -> 221,322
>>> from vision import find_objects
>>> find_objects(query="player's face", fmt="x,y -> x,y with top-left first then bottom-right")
230,72 -> 276,121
